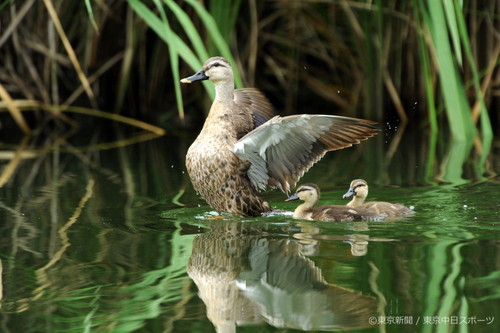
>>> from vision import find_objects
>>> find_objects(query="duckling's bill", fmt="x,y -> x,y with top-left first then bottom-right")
343,187 -> 355,199
285,193 -> 299,202
180,69 -> 209,83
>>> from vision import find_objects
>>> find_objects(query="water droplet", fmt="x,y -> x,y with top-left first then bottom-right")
463,204 -> 468,208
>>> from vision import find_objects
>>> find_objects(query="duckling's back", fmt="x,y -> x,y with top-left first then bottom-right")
358,201 -> 414,217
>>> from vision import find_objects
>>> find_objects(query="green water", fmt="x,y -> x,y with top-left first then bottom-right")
0,131 -> 499,333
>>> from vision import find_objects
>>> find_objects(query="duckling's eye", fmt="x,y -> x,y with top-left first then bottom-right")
355,184 -> 366,189
212,62 -> 222,67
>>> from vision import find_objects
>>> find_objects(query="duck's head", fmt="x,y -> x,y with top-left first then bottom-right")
343,179 -> 368,200
180,57 -> 233,84
285,184 -> 320,206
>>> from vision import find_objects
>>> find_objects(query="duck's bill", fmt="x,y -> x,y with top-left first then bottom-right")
342,188 -> 355,199
180,70 -> 209,83
285,193 -> 299,202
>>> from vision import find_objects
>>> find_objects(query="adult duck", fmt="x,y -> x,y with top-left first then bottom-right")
285,184 -> 385,222
343,179 -> 414,216
181,57 -> 379,217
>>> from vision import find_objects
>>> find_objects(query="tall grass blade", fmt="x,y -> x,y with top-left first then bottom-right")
208,0 -> 242,54
415,0 -> 438,184
164,0 -> 209,61
84,0 -> 99,32
0,99 -> 165,135
42,0 -> 98,109
152,0 -> 185,120
127,0 -> 214,101
421,0 -> 476,143
0,83 -> 31,134
184,0 -> 243,88
127,0 -> 243,111
0,0 -> 36,48
443,0 -> 463,66
453,3 -> 493,159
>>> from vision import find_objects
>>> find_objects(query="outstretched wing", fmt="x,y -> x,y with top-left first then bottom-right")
233,114 -> 379,193
233,88 -> 275,139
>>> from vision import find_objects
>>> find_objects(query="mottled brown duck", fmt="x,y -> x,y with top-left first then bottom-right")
181,56 -> 379,217
343,179 -> 414,216
285,184 -> 385,222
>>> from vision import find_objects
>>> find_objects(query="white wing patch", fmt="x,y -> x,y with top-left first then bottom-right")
232,115 -> 333,191
232,114 -> 378,193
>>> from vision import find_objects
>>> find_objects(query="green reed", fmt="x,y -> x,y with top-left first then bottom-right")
126,0 -> 242,119
416,0 -> 494,182
0,0 -> 497,183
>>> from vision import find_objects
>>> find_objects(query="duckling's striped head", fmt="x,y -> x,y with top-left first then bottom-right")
285,183 -> 320,204
181,57 -> 232,84
343,179 -> 368,199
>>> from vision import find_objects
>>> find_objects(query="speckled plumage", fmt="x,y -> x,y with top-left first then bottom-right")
181,57 -> 379,217
185,98 -> 271,216
343,179 -> 414,216
286,184 -> 385,222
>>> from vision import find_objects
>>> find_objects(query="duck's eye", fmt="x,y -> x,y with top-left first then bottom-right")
212,62 -> 221,67
355,184 -> 366,189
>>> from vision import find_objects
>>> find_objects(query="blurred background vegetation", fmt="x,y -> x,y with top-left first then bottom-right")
0,3 -> 499,330
0,0 -> 498,177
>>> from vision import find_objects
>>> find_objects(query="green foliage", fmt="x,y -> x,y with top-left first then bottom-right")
415,0 -> 494,181
420,0 -> 476,142
208,0 -> 242,50
84,0 -> 98,31
126,0 -> 243,119
0,0 -> 497,182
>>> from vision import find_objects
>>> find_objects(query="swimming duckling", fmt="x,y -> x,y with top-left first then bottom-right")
285,184 -> 385,222
343,179 -> 414,216
181,57 -> 379,217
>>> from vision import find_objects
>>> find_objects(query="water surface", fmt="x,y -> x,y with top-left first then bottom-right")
0,130 -> 498,333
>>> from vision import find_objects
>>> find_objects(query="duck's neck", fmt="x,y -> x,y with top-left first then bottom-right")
302,200 -> 316,210
348,196 -> 365,208
200,80 -> 236,137
293,200 -> 315,218
214,80 -> 234,104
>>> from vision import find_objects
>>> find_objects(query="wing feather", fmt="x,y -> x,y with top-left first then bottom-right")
233,88 -> 275,139
233,114 -> 379,194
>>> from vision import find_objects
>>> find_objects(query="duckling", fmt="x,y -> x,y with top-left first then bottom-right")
285,184 -> 385,222
343,179 -> 414,216
181,57 -> 379,217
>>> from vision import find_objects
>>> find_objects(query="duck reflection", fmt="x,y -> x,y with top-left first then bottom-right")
187,222 -> 379,332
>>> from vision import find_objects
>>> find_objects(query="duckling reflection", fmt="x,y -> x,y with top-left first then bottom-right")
187,222 -> 379,332
343,179 -> 414,217
286,184 -> 386,221
292,221 -> 367,257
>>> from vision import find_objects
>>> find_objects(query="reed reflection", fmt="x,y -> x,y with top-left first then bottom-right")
188,222 -> 379,332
